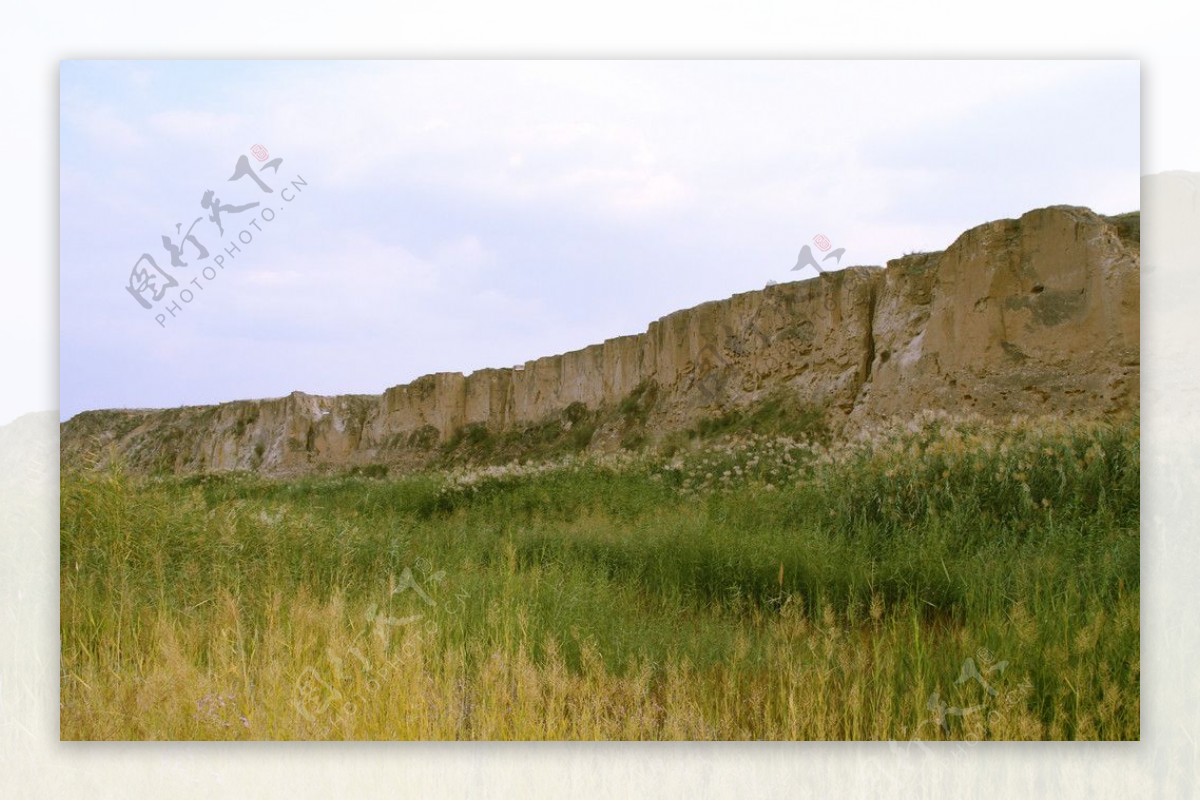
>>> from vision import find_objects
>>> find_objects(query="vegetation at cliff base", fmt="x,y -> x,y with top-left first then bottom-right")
60,413 -> 1138,740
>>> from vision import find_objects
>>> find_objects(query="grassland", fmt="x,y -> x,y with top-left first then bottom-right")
60,411 -> 1139,740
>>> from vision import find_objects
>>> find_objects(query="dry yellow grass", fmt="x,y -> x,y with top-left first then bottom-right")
60,585 -> 1138,740
61,415 -> 1139,740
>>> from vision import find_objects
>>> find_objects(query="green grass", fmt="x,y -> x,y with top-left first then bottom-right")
438,405 -> 601,466
680,387 -> 829,444
60,413 -> 1139,740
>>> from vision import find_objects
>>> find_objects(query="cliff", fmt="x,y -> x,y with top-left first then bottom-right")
61,205 -> 1140,475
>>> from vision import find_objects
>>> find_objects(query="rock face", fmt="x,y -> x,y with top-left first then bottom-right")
61,205 -> 1140,475
861,206 -> 1139,421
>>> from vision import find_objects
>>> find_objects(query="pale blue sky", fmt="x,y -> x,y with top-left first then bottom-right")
59,60 -> 1139,420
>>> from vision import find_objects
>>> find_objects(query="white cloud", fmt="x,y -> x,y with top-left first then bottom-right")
432,234 -> 497,280
240,269 -> 304,288
64,104 -> 145,151
59,60 -> 1140,417
227,61 -> 1120,236
147,110 -> 245,141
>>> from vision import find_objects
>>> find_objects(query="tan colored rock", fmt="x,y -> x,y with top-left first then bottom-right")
856,205 -> 1139,423
60,204 -> 1139,476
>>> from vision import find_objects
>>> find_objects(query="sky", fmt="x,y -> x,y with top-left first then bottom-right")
59,60 -> 1140,420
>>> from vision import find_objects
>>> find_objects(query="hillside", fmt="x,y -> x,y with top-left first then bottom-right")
61,204 -> 1140,475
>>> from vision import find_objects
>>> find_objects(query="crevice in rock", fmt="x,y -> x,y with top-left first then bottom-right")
863,276 -> 878,386
59,205 -> 1141,476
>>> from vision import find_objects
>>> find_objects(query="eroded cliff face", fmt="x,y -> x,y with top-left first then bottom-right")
61,205 -> 1140,475
860,206 -> 1139,421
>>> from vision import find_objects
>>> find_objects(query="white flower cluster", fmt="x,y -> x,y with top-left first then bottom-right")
651,433 -> 819,496
436,449 -> 654,497
423,410 -> 1127,502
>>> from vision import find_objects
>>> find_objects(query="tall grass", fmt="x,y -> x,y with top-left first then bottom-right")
60,414 -> 1138,740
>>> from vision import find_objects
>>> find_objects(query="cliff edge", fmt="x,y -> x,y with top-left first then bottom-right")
61,204 -> 1140,475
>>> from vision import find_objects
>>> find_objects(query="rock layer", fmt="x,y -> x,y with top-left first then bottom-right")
61,205 -> 1140,475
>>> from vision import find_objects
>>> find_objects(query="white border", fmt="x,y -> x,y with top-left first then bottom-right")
4,2 -> 1197,797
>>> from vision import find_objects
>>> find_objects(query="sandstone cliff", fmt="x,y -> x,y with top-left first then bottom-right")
61,205 -> 1140,475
